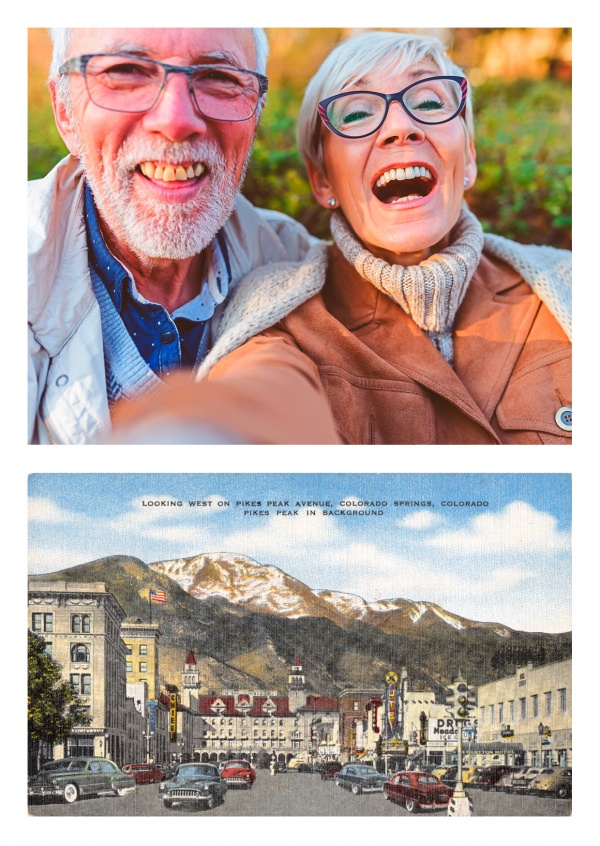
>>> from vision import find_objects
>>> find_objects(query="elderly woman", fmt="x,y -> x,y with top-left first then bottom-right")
115,31 -> 571,445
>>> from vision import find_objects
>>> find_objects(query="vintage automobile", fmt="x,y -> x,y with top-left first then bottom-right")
384,771 -> 454,813
121,763 -> 165,784
475,765 -> 515,790
219,759 -> 256,788
335,764 -> 387,795
503,766 -> 543,793
496,766 -> 531,791
28,757 -> 136,804
321,761 -> 343,780
159,763 -> 227,809
529,767 -> 572,798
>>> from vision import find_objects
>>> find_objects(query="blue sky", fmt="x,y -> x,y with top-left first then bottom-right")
28,473 -> 571,633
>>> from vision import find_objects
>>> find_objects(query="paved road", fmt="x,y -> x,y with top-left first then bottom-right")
28,770 -> 571,817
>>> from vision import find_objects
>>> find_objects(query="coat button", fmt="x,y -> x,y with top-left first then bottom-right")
161,332 -> 176,345
555,406 -> 572,431
55,374 -> 69,387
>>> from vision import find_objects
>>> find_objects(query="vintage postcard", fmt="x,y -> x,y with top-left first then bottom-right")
28,472 -> 571,818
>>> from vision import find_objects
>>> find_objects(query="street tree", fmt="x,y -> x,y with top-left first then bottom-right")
28,630 -> 91,772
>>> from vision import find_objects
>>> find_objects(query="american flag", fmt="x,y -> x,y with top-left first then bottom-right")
150,589 -> 167,604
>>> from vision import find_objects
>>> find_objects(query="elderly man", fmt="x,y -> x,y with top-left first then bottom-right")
29,28 -> 338,444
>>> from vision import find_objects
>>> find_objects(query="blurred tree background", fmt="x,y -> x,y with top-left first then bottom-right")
29,27 -> 571,248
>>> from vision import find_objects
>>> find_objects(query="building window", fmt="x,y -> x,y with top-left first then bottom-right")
558,688 -> 567,713
544,691 -> 552,717
139,644 -> 148,655
71,615 -> 90,633
126,645 -> 133,655
139,662 -> 147,673
519,698 -> 526,720
70,673 -> 91,696
490,704 -> 495,724
498,703 -> 504,724
518,673 -> 526,687
479,707 -> 485,725
509,700 -> 515,722
70,643 -> 90,663
32,612 -> 53,632
44,642 -> 52,658
126,662 -> 133,673
353,701 -> 359,711
532,694 -> 539,718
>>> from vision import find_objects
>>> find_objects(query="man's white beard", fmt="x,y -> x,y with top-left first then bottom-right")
78,135 -> 250,260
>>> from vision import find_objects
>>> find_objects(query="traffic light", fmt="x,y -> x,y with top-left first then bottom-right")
445,685 -> 456,712
456,682 -> 477,718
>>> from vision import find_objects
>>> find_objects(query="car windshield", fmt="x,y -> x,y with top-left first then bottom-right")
418,775 -> 440,785
177,765 -> 216,777
355,766 -> 377,775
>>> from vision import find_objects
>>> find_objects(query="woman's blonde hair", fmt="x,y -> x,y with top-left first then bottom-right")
297,30 -> 474,172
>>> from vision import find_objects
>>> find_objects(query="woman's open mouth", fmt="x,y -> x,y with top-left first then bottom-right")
372,165 -> 435,204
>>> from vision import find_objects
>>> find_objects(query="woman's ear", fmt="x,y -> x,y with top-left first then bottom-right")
306,159 -> 337,210
49,80 -> 80,156
464,136 -> 477,190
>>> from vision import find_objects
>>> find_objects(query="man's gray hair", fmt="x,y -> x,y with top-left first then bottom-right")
49,27 -> 270,103
297,30 -> 474,173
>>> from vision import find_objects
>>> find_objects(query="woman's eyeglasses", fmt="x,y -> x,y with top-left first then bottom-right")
318,75 -> 468,139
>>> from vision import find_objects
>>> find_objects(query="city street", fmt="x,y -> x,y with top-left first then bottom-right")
28,769 -> 571,817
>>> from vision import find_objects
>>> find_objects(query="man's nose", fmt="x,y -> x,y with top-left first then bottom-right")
142,71 -> 207,141
375,99 -> 426,146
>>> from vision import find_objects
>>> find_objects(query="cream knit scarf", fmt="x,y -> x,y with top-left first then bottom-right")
330,207 -> 485,364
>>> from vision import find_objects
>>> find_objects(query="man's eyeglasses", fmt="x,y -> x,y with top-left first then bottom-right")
318,76 -> 468,139
59,53 -> 269,122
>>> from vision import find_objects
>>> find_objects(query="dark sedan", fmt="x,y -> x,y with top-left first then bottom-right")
28,757 -> 136,804
384,771 -> 453,813
321,761 -> 343,780
159,763 -> 227,810
335,764 -> 387,795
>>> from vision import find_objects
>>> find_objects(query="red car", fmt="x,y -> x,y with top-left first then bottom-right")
219,760 -> 256,788
384,771 -> 453,813
121,763 -> 165,784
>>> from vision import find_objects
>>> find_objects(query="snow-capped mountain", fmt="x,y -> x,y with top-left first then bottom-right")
148,552 -> 512,637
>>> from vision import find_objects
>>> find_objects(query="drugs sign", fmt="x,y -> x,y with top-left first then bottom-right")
428,717 -> 478,744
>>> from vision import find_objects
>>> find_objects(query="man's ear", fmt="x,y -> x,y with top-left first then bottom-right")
49,79 -> 80,156
306,159 -> 336,210
464,135 -> 477,190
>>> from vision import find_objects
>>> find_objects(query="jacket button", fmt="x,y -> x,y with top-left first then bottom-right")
555,406 -> 572,431
161,332 -> 176,345
55,374 -> 68,387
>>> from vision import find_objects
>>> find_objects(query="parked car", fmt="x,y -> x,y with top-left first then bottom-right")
431,765 -> 454,780
155,763 -> 176,780
462,766 -> 482,784
296,763 -> 315,773
321,762 -> 343,780
158,763 -> 227,810
335,764 -> 388,795
504,767 -> 543,793
28,757 -> 136,804
497,766 -> 530,792
475,765 -> 515,791
529,767 -> 572,798
438,766 -> 458,787
121,763 -> 165,784
384,771 -> 454,813
219,759 -> 256,788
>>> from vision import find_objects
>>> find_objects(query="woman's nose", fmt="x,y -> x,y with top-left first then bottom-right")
374,99 -> 426,146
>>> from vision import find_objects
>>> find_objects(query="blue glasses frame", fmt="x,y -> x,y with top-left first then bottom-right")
318,75 -> 468,138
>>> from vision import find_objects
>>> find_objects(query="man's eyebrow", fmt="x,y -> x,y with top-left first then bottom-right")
98,44 -> 248,68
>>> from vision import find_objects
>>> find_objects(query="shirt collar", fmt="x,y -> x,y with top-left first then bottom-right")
84,183 -> 230,319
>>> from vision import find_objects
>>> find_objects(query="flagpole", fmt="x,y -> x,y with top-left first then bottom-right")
149,588 -> 152,624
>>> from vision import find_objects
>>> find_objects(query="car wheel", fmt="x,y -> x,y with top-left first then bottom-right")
163,799 -> 173,809
556,785 -> 569,799
63,783 -> 79,804
351,784 -> 361,795
206,795 -> 215,810
405,798 -> 419,813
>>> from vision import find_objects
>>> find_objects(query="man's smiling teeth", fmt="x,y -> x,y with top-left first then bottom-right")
375,165 -> 432,188
139,162 -> 205,182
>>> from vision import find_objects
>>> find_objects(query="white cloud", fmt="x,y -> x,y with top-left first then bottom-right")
426,501 -> 570,555
397,510 -> 443,530
28,544 -> 89,574
28,497 -> 81,525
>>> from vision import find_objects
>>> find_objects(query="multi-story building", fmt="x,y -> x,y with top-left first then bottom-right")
474,659 -> 571,767
121,620 -> 161,699
28,579 -> 128,764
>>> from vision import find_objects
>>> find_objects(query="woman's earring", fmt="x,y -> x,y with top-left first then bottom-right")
463,177 -> 469,188
328,197 -> 337,208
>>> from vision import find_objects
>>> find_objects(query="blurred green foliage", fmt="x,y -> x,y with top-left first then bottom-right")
28,78 -> 571,249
